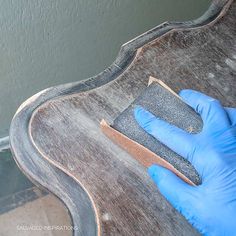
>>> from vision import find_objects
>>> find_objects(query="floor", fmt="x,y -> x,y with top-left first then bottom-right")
0,150 -> 72,236
0,194 -> 72,236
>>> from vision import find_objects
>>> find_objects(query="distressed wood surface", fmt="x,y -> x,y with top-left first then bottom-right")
102,78 -> 203,186
10,0 -> 235,235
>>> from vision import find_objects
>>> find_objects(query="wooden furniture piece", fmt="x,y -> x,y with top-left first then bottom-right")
10,0 -> 236,235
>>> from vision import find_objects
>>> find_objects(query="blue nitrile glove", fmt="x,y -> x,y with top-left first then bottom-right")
134,90 -> 236,236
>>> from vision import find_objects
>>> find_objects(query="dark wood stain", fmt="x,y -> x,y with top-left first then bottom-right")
10,1 -> 235,235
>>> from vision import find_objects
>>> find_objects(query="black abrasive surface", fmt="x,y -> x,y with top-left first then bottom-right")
112,83 -> 202,185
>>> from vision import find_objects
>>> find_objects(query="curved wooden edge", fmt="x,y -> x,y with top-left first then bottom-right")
100,120 -> 195,186
13,0 -> 231,108
121,0 -> 230,52
9,1 -> 232,235
11,152 -> 81,234
10,129 -> 98,236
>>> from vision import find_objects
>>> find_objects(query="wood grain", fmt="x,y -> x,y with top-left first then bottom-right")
10,1 -> 235,235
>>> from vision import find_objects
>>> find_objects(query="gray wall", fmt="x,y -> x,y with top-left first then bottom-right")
0,0 -> 211,138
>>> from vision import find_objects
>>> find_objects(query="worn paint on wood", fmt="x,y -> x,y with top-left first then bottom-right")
10,0 -> 235,235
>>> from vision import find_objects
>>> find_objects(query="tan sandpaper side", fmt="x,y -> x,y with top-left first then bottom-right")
100,119 -> 195,186
148,76 -> 181,99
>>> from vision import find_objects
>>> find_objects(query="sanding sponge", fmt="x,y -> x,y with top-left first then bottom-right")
101,77 -> 202,185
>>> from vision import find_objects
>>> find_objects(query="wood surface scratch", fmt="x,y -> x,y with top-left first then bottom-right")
10,1 -> 235,235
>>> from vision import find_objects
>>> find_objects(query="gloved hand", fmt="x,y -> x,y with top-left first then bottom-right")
134,90 -> 236,236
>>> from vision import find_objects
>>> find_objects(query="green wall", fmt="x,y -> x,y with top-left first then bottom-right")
0,0 -> 211,137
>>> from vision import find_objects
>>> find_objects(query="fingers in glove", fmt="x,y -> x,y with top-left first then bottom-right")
134,106 -> 195,162
148,164 -> 198,222
179,90 -> 230,132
